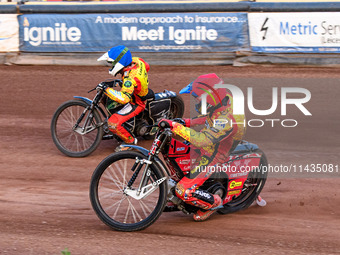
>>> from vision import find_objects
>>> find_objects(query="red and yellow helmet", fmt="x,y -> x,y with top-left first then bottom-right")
180,73 -> 230,114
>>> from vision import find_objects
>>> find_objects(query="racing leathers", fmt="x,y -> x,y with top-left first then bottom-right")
161,95 -> 245,213
104,57 -> 150,143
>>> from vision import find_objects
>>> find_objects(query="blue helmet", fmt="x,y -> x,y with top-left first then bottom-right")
97,45 -> 132,76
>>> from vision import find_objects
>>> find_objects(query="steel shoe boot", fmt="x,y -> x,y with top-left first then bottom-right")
193,194 -> 223,222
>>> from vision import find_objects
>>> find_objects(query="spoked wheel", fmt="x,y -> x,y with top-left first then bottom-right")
218,151 -> 268,214
90,151 -> 167,232
51,100 -> 103,157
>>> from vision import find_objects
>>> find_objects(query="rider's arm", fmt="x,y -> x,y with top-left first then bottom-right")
172,119 -> 234,148
104,78 -> 135,104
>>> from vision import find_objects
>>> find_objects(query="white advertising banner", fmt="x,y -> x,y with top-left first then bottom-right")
0,14 -> 19,52
248,12 -> 340,53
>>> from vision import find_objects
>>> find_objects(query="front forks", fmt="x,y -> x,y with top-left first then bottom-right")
136,158 -> 153,196
73,107 -> 105,135
127,157 -> 153,195
124,156 -> 167,200
124,129 -> 171,200
73,107 -> 94,134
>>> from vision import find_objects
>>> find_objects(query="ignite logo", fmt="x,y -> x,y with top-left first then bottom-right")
261,17 -> 269,40
23,17 -> 82,46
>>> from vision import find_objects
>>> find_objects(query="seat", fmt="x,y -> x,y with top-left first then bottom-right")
139,89 -> 155,101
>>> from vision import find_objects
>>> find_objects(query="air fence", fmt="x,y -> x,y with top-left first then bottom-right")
1,1 -> 340,66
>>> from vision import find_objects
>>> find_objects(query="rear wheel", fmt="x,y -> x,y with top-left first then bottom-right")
90,151 -> 167,231
218,150 -> 268,214
51,100 -> 103,157
169,95 -> 185,119
143,95 -> 185,140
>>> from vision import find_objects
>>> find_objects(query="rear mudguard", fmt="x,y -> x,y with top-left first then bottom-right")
231,141 -> 260,155
154,90 -> 177,100
223,141 -> 265,189
73,96 -> 108,119
120,144 -> 171,177
227,141 -> 263,173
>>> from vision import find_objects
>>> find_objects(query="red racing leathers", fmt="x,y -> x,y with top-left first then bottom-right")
165,95 -> 245,210
104,57 -> 150,143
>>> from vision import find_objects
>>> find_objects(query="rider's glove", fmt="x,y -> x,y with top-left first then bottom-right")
158,119 -> 173,129
172,118 -> 190,127
96,82 -> 108,92
172,118 -> 186,125
114,79 -> 123,87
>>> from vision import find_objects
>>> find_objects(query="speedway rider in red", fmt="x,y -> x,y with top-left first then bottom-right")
97,45 -> 150,145
159,74 -> 245,221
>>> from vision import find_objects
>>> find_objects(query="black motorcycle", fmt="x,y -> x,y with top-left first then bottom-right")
50,79 -> 184,157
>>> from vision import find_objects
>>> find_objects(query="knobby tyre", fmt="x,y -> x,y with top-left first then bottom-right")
89,151 -> 167,231
169,95 -> 185,119
50,99 -> 103,157
218,150 -> 268,215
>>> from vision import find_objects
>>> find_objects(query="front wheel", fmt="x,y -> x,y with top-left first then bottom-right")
50,99 -> 104,157
90,151 -> 167,231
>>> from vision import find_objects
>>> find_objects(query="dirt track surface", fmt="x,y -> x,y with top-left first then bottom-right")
0,65 -> 339,255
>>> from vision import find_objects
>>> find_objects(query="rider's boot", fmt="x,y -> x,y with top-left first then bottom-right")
193,194 -> 223,222
114,123 -> 138,152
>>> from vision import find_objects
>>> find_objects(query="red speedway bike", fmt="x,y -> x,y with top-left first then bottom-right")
89,123 -> 268,231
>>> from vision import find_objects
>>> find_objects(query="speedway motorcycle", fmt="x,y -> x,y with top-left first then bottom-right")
89,123 -> 268,232
50,79 -> 184,157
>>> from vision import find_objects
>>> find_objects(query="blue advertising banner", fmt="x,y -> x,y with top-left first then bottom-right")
19,13 -> 249,52
249,13 -> 340,53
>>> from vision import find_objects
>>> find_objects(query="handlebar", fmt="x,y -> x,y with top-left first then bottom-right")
146,119 -> 175,129
88,87 -> 96,93
159,121 -> 169,129
146,124 -> 158,128
104,79 -> 122,88
147,118 -> 185,129
88,79 -> 123,93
